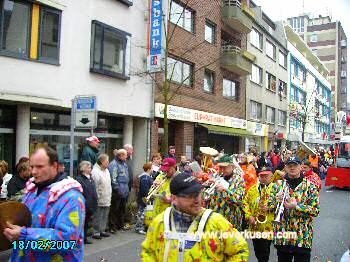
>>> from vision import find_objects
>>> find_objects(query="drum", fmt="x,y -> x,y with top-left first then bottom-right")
144,205 -> 154,227
0,201 -> 32,251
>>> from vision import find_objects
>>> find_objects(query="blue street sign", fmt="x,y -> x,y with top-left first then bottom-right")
76,97 -> 96,110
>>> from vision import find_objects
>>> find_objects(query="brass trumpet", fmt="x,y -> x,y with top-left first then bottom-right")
274,180 -> 289,223
143,177 -> 167,204
202,175 -> 229,200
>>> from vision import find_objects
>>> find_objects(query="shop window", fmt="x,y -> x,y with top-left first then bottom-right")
0,0 -> 61,63
90,20 -> 131,79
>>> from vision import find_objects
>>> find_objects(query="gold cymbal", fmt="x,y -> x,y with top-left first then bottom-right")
0,201 -> 32,251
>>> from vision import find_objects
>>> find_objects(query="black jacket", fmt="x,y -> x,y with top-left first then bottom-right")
76,173 -> 98,215
7,175 -> 28,198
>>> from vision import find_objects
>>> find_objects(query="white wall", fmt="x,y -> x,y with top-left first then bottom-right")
0,0 -> 152,118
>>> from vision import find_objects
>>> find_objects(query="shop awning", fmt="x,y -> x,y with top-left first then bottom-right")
199,124 -> 251,137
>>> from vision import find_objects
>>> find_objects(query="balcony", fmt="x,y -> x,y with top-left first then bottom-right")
221,45 -> 255,75
222,0 -> 254,34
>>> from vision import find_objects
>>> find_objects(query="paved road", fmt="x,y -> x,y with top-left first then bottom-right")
83,181 -> 350,262
1,181 -> 349,261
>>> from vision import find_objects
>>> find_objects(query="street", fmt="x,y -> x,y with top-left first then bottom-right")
83,181 -> 350,262
1,181 -> 349,262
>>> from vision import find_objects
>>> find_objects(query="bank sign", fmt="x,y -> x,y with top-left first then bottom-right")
147,0 -> 163,72
155,103 -> 247,129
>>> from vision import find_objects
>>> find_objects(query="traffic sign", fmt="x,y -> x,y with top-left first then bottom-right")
74,96 -> 97,128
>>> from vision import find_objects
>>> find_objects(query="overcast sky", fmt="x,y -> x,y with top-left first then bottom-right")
254,0 -> 350,102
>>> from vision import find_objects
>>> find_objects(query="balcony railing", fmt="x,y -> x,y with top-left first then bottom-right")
222,0 -> 254,34
221,45 -> 254,75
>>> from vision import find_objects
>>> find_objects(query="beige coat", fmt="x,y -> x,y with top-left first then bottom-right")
91,163 -> 112,207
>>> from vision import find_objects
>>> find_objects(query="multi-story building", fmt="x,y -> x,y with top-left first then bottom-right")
151,0 -> 258,157
0,0 -> 152,173
245,1 -> 289,152
285,25 -> 332,147
287,15 -> 348,120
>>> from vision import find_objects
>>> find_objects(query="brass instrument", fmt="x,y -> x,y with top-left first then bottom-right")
274,180 -> 289,223
143,177 -> 167,204
297,139 -> 317,160
202,174 -> 229,201
256,185 -> 269,224
231,155 -> 245,177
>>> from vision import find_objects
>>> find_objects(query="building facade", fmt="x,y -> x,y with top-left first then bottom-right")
151,0 -> 258,158
246,1 -> 289,152
287,15 -> 348,121
285,25 -> 332,148
0,0 -> 152,174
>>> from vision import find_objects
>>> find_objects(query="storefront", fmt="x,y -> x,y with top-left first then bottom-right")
245,121 -> 269,153
0,105 -> 16,171
29,108 -> 124,173
154,103 -> 247,158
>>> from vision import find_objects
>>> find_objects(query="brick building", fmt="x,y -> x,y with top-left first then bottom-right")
151,0 -> 257,159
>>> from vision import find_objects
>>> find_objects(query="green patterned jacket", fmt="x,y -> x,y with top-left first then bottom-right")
268,177 -> 320,249
206,174 -> 246,231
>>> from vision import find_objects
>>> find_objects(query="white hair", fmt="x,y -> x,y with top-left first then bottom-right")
116,149 -> 127,156
123,144 -> 133,150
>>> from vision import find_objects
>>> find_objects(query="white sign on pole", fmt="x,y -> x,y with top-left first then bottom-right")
74,96 -> 97,128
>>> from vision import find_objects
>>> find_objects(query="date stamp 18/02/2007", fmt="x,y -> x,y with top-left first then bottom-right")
12,240 -> 77,250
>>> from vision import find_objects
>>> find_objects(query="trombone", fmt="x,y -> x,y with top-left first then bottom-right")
143,177 -> 167,204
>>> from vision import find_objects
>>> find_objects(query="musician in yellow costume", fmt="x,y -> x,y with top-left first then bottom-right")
142,173 -> 249,262
244,167 -> 275,262
153,158 -> 177,217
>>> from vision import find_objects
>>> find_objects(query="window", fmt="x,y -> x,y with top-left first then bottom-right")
223,78 -> 239,100
310,34 -> 317,43
167,57 -> 193,86
266,40 -> 276,60
266,106 -> 275,123
290,17 -> 304,33
250,101 -> 262,120
205,21 -> 215,44
278,80 -> 287,97
279,51 -> 287,68
0,1 -> 61,63
204,70 -> 214,93
250,28 -> 263,50
90,21 -> 131,79
266,72 -> 276,92
278,110 -> 287,126
170,1 -> 194,33
39,7 -> 61,62
251,64 -> 262,85
0,0 -> 31,57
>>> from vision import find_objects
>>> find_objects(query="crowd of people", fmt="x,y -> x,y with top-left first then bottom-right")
0,137 -> 340,261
